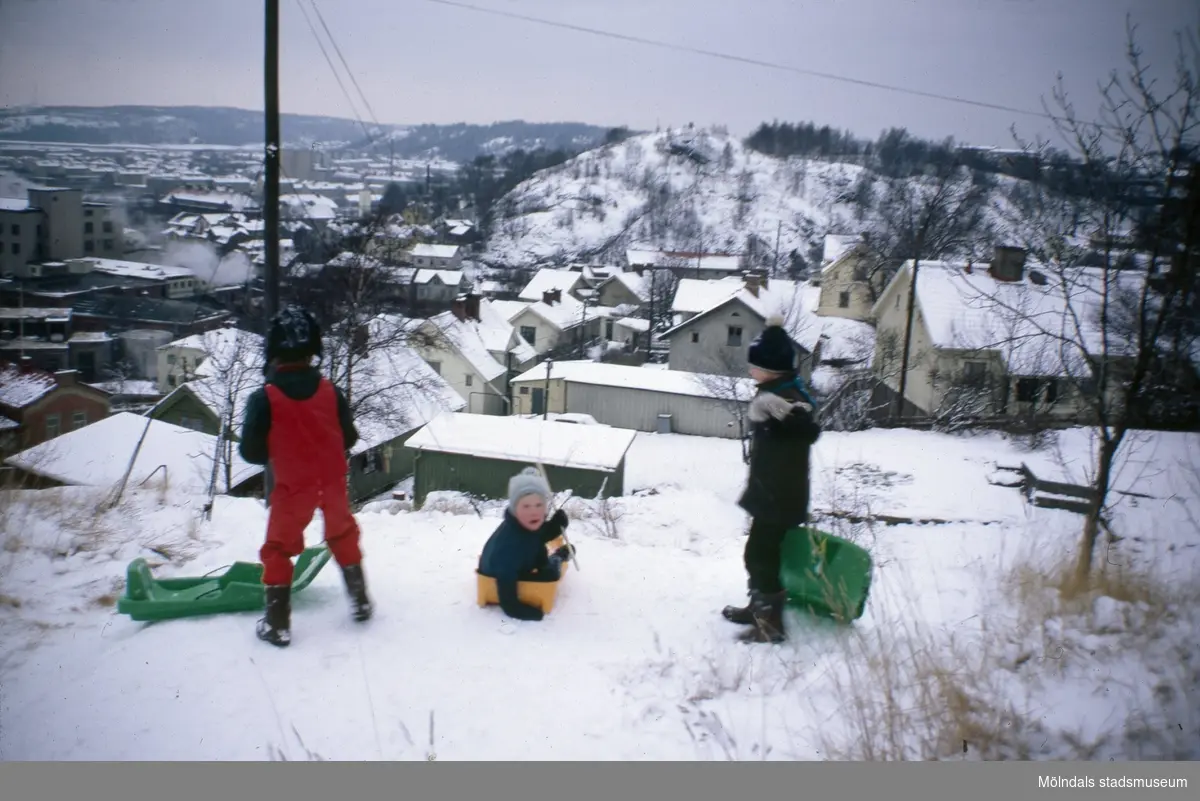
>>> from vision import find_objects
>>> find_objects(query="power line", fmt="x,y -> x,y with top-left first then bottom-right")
420,0 -> 1061,123
308,0 -> 382,127
294,0 -> 375,145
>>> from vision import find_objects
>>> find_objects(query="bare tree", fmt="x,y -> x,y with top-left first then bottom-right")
190,326 -> 265,493
987,18 -> 1200,584
689,350 -> 758,462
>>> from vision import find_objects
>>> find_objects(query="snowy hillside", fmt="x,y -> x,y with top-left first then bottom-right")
1,426 -> 1197,761
485,128 -> 876,268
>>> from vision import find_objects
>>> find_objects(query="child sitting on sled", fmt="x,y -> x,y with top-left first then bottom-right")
477,467 -> 573,622
239,305 -> 373,648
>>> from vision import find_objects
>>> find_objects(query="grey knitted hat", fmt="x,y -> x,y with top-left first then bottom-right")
507,466 -> 551,512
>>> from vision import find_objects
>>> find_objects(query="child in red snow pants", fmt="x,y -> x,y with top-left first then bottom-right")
239,306 -> 374,648
258,380 -> 367,583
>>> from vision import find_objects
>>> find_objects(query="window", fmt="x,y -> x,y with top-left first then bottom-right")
838,291 -> 850,308
726,325 -> 743,347
520,326 -> 536,345
167,354 -> 177,364
84,240 -> 94,252
465,373 -> 473,387
1015,378 -> 1040,403
103,221 -> 113,233
84,208 -> 92,216
168,374 -> 177,387
10,243 -> 18,255
103,239 -> 113,250
71,411 -> 88,430
690,331 -> 699,343
10,224 -> 18,235
1044,379 -> 1059,404
427,360 -> 441,375
519,386 -> 530,395
45,414 -> 61,439
85,222 -> 94,234
962,361 -> 988,385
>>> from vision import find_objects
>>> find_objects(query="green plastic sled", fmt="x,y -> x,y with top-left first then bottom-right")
779,527 -> 873,623
116,546 -> 333,622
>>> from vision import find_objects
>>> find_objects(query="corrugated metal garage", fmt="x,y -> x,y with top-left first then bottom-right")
510,361 -> 755,439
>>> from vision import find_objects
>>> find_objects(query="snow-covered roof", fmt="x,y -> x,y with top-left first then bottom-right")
0,197 -> 33,212
413,269 -> 463,286
878,260 -> 1146,377
86,379 -> 160,397
490,299 -> 532,322
0,307 -> 72,322
517,294 -> 593,331
601,271 -> 650,302
3,412 -> 263,492
662,276 -> 822,350
330,319 -> 467,453
821,234 -> 863,271
670,278 -> 742,315
409,243 -> 461,260
406,412 -> 637,472
159,327 -> 265,379
87,258 -> 196,281
0,362 -> 57,408
424,299 -> 537,383
518,268 -> 584,302
511,359 -> 756,402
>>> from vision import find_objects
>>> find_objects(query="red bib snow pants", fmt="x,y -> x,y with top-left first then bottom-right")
260,380 -> 363,586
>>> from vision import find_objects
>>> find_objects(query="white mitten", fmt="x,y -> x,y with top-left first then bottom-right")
749,392 -> 813,422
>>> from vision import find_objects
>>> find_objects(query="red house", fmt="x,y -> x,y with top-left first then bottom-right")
0,359 -> 112,460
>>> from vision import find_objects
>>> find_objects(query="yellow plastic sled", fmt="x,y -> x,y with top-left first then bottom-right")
476,536 -> 570,614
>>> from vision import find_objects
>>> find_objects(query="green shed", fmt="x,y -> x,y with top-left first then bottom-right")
405,412 -> 637,507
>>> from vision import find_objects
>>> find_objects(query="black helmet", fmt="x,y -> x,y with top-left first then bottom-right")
265,305 -> 322,368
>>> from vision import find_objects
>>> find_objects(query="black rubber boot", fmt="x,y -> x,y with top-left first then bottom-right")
722,598 -> 755,625
738,590 -> 787,644
256,585 -> 291,648
342,563 -> 372,622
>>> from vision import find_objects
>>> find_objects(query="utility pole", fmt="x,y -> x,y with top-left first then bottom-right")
264,0 -> 281,326
263,0 -> 281,507
772,220 -> 782,278
542,358 -> 552,420
894,254 -> 923,420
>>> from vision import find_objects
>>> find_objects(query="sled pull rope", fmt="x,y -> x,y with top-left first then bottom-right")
535,462 -> 579,571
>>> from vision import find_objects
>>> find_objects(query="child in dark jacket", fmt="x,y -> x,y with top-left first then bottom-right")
477,467 -> 573,622
239,305 -> 373,648
722,314 -> 822,644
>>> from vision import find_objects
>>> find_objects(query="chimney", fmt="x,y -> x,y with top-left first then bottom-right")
742,272 -> 761,297
19,356 -> 33,373
542,289 -> 561,305
464,292 -> 481,322
450,294 -> 468,322
988,245 -> 1027,282
351,324 -> 369,356
54,368 -> 79,387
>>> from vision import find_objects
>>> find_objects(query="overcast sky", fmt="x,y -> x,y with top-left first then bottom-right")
0,0 -> 1194,147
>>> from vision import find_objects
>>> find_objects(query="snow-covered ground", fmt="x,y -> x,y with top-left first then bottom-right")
0,426 -> 1196,761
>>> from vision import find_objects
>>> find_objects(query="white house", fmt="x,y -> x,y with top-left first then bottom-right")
155,326 -> 265,393
509,359 -> 756,438
517,267 -> 587,303
869,246 -> 1141,420
408,243 -> 463,270
408,294 -> 538,415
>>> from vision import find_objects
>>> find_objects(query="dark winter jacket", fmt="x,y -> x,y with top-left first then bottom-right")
238,363 -> 358,468
478,509 -> 569,621
737,372 -> 822,526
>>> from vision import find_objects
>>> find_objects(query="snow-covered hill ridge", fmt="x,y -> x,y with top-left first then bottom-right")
483,128 -> 1011,270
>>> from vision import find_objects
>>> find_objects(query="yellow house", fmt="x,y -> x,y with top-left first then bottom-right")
870,247 -> 1137,422
814,234 -> 885,322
